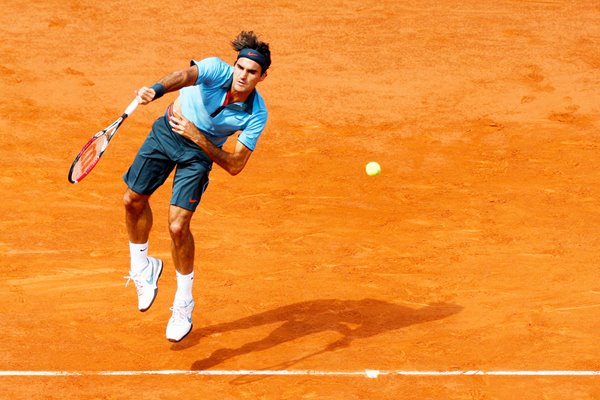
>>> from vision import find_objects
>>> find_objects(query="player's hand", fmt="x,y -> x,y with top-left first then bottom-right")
169,111 -> 202,143
134,87 -> 156,105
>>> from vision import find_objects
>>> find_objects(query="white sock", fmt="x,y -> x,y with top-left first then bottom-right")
129,242 -> 149,274
175,270 -> 194,303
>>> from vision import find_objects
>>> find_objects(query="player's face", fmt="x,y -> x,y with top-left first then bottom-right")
232,57 -> 266,93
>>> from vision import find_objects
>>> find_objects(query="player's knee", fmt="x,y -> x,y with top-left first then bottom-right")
123,191 -> 136,209
168,220 -> 189,241
123,190 -> 146,213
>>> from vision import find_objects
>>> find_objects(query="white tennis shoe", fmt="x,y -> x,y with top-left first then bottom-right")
166,298 -> 194,342
124,257 -> 163,312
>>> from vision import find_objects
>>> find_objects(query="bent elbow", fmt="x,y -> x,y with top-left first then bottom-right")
228,166 -> 243,176
223,149 -> 251,176
229,156 -> 250,176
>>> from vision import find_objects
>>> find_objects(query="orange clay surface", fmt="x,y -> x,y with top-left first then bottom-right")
2,1 -> 600,398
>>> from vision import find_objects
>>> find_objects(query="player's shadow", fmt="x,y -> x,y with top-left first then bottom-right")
171,298 -> 462,371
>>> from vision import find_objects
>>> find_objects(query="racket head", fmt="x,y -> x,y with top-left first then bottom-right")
67,120 -> 121,184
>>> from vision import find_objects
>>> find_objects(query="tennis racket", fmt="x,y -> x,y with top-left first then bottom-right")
68,98 -> 140,184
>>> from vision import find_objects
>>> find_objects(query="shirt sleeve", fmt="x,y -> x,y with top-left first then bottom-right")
190,57 -> 231,87
238,109 -> 268,151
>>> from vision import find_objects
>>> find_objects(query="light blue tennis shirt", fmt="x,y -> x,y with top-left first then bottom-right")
179,57 -> 268,151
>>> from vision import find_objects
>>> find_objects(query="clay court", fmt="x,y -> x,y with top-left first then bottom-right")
2,0 -> 600,398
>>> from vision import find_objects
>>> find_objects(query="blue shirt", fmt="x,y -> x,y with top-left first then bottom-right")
179,57 -> 268,151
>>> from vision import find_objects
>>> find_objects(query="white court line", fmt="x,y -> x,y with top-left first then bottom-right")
1,370 -> 600,378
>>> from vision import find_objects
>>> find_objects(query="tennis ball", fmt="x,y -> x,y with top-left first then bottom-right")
365,161 -> 381,176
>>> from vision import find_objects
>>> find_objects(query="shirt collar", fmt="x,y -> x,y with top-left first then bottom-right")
220,77 -> 255,115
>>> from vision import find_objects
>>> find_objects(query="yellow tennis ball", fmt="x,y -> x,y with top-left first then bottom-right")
365,161 -> 381,176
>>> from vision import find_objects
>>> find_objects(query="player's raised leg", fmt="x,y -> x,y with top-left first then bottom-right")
123,188 -> 163,312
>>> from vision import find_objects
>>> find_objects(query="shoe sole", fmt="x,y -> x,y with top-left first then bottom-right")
167,324 -> 193,343
139,259 -> 163,313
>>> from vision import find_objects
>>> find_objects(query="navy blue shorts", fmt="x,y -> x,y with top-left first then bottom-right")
123,114 -> 212,212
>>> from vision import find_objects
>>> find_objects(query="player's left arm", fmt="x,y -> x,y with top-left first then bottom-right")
169,110 -> 253,175
136,65 -> 199,104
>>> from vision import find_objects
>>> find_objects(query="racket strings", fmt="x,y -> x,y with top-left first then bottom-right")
68,109 -> 131,184
70,133 -> 110,182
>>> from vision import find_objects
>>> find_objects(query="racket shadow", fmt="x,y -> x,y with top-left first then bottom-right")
171,298 -> 462,371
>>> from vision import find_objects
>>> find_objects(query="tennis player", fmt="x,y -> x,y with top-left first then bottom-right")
122,31 -> 271,342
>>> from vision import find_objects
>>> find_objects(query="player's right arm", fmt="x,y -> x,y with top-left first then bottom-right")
135,65 -> 199,104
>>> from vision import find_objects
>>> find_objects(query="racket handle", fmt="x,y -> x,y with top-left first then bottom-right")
124,98 -> 140,117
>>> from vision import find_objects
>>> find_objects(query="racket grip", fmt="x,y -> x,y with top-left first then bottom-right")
124,98 -> 140,116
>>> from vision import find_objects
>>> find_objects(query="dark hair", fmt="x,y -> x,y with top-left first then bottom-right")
231,31 -> 271,73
